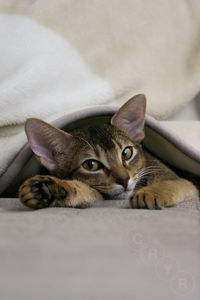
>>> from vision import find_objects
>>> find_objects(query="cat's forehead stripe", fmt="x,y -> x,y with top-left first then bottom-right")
114,140 -> 122,149
87,125 -> 114,151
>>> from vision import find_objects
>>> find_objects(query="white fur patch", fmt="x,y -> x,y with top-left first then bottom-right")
107,178 -> 136,200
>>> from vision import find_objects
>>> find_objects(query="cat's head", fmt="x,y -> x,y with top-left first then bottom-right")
25,94 -> 146,199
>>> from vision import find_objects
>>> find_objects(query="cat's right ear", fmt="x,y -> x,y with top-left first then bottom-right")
25,118 -> 73,171
111,94 -> 146,143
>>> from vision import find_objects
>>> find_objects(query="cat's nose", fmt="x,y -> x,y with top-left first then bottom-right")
116,175 -> 130,189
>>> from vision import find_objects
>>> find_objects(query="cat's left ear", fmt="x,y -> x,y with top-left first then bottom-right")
111,94 -> 146,143
25,118 -> 73,171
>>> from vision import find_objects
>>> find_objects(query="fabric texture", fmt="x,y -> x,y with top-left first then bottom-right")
0,198 -> 200,300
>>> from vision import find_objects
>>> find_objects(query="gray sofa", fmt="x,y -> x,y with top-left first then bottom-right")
0,198 -> 199,300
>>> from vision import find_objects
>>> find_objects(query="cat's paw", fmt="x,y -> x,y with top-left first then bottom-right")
129,187 -> 166,209
19,175 -> 67,209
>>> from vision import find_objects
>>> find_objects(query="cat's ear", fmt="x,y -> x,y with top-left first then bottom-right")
25,118 -> 73,171
111,94 -> 146,143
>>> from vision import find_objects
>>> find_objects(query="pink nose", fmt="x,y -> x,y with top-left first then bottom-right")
116,175 -> 130,189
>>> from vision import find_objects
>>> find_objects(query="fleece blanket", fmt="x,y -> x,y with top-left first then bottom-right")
0,1 -> 200,125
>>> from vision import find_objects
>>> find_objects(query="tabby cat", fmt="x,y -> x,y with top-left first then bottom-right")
19,94 -> 199,209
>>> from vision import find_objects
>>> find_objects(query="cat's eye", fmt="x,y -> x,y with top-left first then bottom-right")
122,146 -> 133,161
82,160 -> 102,172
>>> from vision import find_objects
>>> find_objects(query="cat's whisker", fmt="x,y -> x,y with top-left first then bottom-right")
136,169 -> 159,178
137,170 -> 166,179
137,166 -> 164,174
134,166 -> 169,188
138,170 -> 162,177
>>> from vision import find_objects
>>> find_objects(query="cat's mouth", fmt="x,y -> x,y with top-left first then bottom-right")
102,182 -> 136,200
91,180 -> 136,200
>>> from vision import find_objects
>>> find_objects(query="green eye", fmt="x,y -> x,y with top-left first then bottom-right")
122,147 -> 133,161
82,160 -> 102,171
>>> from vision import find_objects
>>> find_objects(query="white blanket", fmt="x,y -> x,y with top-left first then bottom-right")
0,0 -> 200,124
0,14 -> 114,126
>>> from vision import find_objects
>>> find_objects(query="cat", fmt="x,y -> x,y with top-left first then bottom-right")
19,94 -> 199,209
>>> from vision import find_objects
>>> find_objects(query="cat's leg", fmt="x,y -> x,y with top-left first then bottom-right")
129,179 -> 199,209
19,175 -> 103,209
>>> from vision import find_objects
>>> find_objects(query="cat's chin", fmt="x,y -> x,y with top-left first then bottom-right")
103,181 -> 136,200
112,190 -> 133,200
104,189 -> 133,200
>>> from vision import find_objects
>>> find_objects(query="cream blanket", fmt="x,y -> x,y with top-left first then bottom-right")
0,0 -> 200,122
